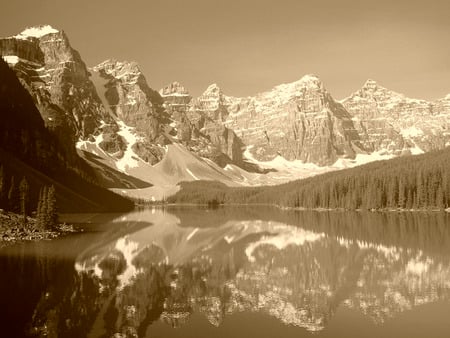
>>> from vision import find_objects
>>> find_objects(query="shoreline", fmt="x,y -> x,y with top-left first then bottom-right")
136,202 -> 450,213
0,211 -> 75,249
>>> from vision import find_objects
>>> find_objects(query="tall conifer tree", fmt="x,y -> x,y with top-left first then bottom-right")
19,177 -> 30,225
8,176 -> 20,212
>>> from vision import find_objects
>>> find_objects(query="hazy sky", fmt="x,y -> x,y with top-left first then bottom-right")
2,0 -> 449,99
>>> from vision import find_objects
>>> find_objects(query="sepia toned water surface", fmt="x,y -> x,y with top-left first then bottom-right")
1,207 -> 450,337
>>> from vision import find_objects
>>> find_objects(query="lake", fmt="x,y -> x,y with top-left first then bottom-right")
1,207 -> 450,337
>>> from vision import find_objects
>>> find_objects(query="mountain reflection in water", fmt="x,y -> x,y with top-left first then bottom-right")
1,207 -> 450,338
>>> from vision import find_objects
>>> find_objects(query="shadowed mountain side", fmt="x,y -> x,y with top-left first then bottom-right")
0,149 -> 131,212
0,58 -> 133,212
79,150 -> 152,189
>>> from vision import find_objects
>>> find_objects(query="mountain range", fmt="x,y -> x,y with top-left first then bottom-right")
1,25 -> 450,200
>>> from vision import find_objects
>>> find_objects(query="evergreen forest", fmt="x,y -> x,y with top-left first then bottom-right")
168,147 -> 450,210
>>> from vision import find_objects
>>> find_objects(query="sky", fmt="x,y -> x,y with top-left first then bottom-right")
2,0 -> 449,100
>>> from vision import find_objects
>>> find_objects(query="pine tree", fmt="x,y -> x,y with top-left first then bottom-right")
19,177 -> 30,225
46,185 -> 58,230
416,171 -> 425,209
405,189 -> 411,210
8,176 -> 20,212
36,186 -> 48,230
387,179 -> 397,208
436,186 -> 444,209
398,177 -> 406,209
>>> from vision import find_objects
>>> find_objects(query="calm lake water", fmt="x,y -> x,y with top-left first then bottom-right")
1,207 -> 450,337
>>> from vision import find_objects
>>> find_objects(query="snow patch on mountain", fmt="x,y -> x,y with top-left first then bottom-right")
76,121 -> 111,157
243,145 -> 395,183
1,55 -> 41,67
1,55 -> 19,65
401,126 -> 424,138
408,143 -> 425,155
244,146 -> 320,171
15,25 -> 59,39
333,151 -> 395,168
116,121 -> 142,172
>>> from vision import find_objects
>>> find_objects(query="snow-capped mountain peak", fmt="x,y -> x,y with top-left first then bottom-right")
269,74 -> 325,99
297,73 -> 322,85
14,25 -> 59,40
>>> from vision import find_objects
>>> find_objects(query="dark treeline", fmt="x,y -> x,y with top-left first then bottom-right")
0,163 -> 58,229
168,147 -> 450,210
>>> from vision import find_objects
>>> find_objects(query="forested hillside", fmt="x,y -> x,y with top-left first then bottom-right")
168,148 -> 450,210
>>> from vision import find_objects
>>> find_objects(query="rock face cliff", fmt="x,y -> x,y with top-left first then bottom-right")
341,79 -> 450,155
184,76 -> 450,167
160,82 -> 246,167
0,25 -> 117,149
188,84 -> 246,165
221,75 -> 363,165
91,60 -> 170,164
162,76 -> 365,168
159,81 -> 195,143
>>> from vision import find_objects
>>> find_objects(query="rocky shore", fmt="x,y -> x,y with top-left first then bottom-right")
0,211 -> 75,249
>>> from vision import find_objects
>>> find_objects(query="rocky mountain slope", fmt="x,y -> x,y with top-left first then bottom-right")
91,59 -> 169,165
0,25 -> 118,150
163,76 -> 365,166
160,81 -> 249,168
222,75 -> 363,165
187,76 -> 450,165
341,79 -> 450,155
